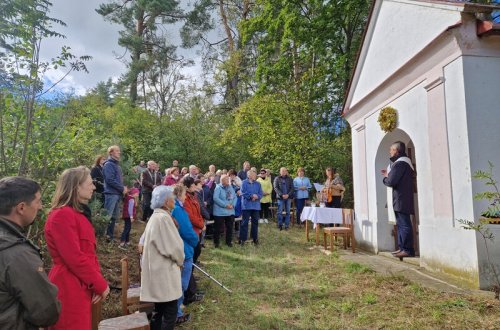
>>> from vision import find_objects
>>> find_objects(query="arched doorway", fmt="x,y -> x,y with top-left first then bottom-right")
374,129 -> 420,256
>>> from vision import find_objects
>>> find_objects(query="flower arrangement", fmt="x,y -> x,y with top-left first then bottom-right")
378,106 -> 398,132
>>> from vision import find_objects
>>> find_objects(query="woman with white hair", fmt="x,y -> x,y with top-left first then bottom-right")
140,186 -> 184,330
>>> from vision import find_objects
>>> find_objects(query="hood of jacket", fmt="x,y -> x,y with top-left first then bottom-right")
0,218 -> 33,253
104,157 -> 119,165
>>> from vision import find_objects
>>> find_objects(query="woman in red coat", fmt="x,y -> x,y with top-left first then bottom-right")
45,166 -> 110,329
182,177 -> 205,266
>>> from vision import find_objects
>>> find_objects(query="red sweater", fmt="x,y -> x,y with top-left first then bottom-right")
163,175 -> 178,186
184,193 -> 204,235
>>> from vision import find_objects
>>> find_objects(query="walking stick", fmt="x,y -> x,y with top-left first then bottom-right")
193,263 -> 232,293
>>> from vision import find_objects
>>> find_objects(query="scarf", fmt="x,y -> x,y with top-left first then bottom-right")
81,204 -> 92,223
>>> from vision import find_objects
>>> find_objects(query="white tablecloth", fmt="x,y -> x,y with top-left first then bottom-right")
300,207 -> 343,228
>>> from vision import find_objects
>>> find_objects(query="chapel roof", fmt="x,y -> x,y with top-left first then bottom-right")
342,0 -> 500,116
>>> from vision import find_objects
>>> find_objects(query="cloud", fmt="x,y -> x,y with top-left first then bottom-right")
43,68 -> 87,96
40,0 -> 127,92
40,0 -> 218,95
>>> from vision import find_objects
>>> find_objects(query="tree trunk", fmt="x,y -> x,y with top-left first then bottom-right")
219,0 -> 240,108
292,41 -> 301,95
0,93 -> 6,175
18,93 -> 35,176
130,12 -> 146,103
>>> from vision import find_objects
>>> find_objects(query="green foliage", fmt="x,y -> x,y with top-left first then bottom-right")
89,196 -> 110,238
96,0 -> 213,103
241,0 -> 370,105
458,162 -> 500,300
222,93 -> 354,206
472,161 -> 500,218
0,0 -> 90,176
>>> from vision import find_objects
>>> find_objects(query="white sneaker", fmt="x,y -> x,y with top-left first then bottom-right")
264,219 -> 269,223
258,219 -> 264,224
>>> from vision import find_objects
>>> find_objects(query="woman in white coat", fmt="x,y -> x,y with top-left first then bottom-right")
140,185 -> 184,330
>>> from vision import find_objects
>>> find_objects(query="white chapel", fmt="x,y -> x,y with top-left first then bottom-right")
343,0 -> 500,289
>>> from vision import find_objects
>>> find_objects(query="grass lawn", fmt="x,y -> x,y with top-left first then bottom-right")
99,221 -> 500,329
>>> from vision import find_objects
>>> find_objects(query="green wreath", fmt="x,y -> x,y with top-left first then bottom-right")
378,106 -> 398,133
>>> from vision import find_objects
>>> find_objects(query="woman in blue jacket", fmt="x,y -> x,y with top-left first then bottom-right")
212,175 -> 238,247
171,185 -> 199,324
293,167 -> 312,225
240,170 -> 263,245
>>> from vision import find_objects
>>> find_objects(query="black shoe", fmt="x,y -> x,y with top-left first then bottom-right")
279,226 -> 283,231
394,251 -> 413,261
184,292 -> 204,305
227,242 -> 233,247
214,243 -> 220,248
253,240 -> 259,245
176,313 -> 191,324
238,240 -> 244,245
285,227 -> 289,231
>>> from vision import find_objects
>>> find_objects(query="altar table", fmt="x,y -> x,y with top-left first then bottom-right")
300,207 -> 343,245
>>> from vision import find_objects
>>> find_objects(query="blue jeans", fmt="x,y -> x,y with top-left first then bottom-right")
104,194 -> 121,239
120,217 -> 131,243
240,210 -> 259,242
277,199 -> 291,228
177,258 -> 193,317
295,198 -> 306,224
395,212 -> 415,255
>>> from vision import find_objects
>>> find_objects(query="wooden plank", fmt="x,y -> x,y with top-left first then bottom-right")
92,301 -> 102,330
98,312 -> 150,330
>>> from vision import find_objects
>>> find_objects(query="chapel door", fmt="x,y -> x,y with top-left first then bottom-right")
407,146 -> 419,256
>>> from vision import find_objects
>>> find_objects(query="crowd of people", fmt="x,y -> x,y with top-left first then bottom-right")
0,144 -> 347,330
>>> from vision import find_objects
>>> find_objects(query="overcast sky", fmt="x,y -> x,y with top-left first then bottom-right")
42,0 -> 209,96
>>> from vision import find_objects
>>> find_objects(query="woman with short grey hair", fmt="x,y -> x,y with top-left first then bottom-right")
141,185 -> 184,330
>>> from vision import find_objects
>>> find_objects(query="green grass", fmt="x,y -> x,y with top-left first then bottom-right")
180,224 -> 500,329
99,221 -> 500,329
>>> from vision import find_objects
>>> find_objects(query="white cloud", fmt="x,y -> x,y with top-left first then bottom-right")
40,0 -> 127,92
43,68 -> 87,96
40,0 -> 221,95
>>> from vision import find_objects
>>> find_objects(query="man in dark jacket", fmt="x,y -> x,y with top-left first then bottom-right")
237,161 -> 251,181
273,167 -> 295,230
91,155 -> 105,206
140,160 -> 162,222
0,177 -> 61,329
382,141 -> 415,258
103,145 -> 127,241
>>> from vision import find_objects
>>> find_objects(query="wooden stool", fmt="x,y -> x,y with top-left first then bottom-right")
98,312 -> 150,330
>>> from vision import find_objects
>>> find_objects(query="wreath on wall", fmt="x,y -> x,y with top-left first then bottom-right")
378,106 -> 398,132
